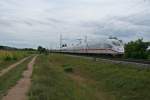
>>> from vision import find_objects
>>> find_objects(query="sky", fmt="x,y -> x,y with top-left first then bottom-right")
0,0 -> 150,48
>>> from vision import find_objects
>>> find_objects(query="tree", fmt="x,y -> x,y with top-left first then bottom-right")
37,46 -> 47,54
125,39 -> 149,59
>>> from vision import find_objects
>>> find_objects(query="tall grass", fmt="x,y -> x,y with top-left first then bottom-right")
0,50 -> 28,61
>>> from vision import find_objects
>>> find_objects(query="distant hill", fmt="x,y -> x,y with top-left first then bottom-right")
0,45 -> 36,51
0,45 -> 18,50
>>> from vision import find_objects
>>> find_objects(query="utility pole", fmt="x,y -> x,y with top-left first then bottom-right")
85,35 -> 88,53
60,34 -> 62,50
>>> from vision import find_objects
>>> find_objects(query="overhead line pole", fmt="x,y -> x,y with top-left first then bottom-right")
85,35 -> 88,53
60,34 -> 62,51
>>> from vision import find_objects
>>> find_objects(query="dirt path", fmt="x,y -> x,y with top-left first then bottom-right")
0,56 -> 30,77
2,56 -> 37,100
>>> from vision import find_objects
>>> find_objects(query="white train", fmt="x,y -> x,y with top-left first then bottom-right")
60,37 -> 124,56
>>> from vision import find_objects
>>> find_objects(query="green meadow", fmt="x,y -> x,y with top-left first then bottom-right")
29,54 -> 150,100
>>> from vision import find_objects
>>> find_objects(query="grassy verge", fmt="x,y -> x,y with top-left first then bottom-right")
0,56 -> 32,99
29,54 -> 150,100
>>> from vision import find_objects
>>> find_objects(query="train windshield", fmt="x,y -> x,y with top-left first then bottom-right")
112,41 -> 121,46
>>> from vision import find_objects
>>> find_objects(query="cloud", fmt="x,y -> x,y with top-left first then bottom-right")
0,0 -> 149,48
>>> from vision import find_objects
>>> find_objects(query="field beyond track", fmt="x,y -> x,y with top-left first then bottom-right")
28,54 -> 150,100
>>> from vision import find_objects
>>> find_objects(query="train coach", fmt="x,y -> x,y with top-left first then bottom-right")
59,37 -> 124,56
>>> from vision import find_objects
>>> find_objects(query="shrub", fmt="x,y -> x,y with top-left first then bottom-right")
4,56 -> 12,61
148,55 -> 150,60
62,64 -> 73,73
125,39 -> 149,59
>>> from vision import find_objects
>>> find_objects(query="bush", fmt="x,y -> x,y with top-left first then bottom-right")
4,56 -> 12,61
125,39 -> 150,59
148,55 -> 150,60
62,64 -> 73,73
12,56 -> 18,60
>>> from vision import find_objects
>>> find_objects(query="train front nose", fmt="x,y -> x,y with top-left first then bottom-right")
118,47 -> 124,53
114,46 -> 124,54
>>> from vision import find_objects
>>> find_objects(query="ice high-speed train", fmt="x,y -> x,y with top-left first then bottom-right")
59,37 -> 124,56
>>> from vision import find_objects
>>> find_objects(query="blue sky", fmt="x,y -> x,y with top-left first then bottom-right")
0,0 -> 150,48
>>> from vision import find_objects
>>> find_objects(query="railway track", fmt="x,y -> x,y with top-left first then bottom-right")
111,58 -> 150,65
62,53 -> 150,66
99,58 -> 150,67
89,56 -> 150,65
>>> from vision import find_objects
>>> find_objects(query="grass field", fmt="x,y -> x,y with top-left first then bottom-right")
0,50 -> 30,71
28,54 -> 150,100
0,50 -> 29,61
0,56 -> 32,99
